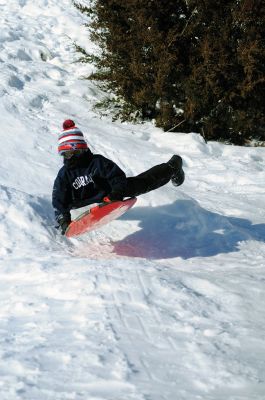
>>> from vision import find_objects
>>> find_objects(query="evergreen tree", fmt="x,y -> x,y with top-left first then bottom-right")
184,0 -> 265,143
231,0 -> 265,142
74,0 -> 265,144
74,0 -> 190,127
184,0 -> 239,141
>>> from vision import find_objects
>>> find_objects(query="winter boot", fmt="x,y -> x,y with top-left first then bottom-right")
167,155 -> 185,187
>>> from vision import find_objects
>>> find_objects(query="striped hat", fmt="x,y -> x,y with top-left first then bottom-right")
58,120 -> 88,155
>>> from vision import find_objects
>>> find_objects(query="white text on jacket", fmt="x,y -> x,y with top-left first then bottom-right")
73,174 -> 94,189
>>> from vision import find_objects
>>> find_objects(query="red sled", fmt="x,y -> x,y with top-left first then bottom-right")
65,197 -> 137,238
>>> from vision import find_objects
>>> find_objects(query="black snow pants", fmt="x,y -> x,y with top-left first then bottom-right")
123,162 -> 173,198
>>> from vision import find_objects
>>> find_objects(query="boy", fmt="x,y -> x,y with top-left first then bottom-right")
52,120 -> 185,234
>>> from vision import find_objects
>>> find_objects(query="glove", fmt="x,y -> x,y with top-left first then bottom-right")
57,215 -> 71,235
107,191 -> 124,202
103,196 -> 112,203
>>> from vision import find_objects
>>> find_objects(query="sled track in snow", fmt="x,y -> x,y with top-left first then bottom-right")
98,265 -> 181,399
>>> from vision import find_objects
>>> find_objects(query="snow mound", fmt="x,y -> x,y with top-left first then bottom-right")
0,1 -> 264,399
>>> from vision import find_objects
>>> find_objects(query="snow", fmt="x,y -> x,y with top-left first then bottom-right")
0,0 -> 265,399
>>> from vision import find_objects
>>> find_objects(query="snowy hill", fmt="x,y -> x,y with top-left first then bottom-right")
0,1 -> 265,399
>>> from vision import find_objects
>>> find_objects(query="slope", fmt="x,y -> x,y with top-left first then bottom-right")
0,1 -> 265,399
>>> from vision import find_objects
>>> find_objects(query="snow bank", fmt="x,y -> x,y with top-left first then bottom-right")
0,1 -> 264,399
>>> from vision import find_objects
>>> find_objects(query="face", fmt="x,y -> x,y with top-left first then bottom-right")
61,149 -> 86,159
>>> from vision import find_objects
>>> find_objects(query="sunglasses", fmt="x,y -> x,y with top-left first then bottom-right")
61,149 -> 86,159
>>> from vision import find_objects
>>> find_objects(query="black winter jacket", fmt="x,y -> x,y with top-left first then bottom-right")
52,150 -> 127,221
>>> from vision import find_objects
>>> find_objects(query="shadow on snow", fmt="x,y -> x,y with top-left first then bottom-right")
112,199 -> 265,260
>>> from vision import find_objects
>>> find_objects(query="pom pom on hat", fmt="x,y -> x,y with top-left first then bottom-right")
63,119 -> 75,130
58,120 -> 88,154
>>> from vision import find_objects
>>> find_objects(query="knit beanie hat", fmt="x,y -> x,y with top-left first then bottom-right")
58,120 -> 88,154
